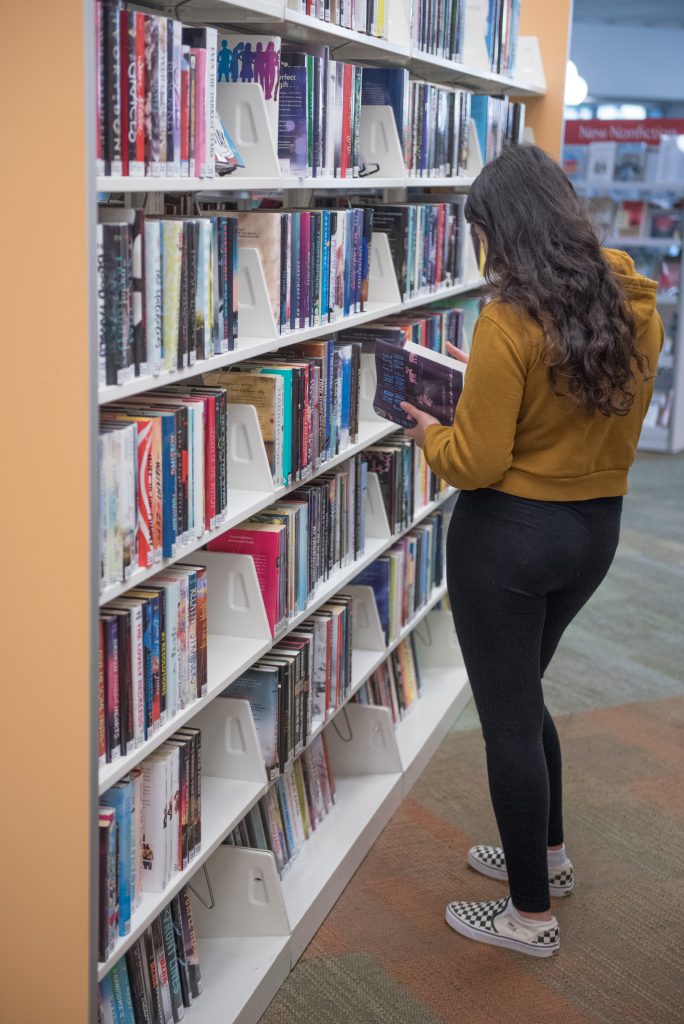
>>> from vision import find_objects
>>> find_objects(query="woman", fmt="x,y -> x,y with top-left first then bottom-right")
400,144 -> 662,958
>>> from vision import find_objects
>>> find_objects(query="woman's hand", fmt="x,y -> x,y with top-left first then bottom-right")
400,403 -> 440,449
445,341 -> 469,364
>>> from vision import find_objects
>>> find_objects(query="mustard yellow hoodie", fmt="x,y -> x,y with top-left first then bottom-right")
423,249 -> 664,500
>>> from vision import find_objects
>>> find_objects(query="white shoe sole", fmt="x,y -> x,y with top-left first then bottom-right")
466,851 -> 575,898
445,905 -> 559,958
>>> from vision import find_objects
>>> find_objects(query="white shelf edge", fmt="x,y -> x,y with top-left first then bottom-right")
98,173 -> 475,194
98,418 -> 398,605
189,936 -> 291,1024
97,775 -> 266,979
603,236 -> 682,251
395,665 -> 471,790
98,485 -> 454,789
98,279 -> 485,407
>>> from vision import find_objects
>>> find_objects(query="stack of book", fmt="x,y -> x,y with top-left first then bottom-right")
354,635 -> 423,724
98,887 -> 202,1019
207,454 -> 367,636
99,564 -> 208,763
223,733 -> 336,877
96,2 -> 224,178
99,728 -> 201,956
227,596 -> 351,777
236,207 -> 374,334
99,385 -> 229,587
97,210 -> 239,388
354,509 -> 445,643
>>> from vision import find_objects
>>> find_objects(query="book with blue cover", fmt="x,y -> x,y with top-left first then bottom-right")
226,666 -> 281,778
101,780 -> 134,937
361,67 -> 409,150
354,557 -> 391,642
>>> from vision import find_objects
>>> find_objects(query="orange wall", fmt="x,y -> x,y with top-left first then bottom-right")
0,0 -> 93,1021
520,0 -> 573,160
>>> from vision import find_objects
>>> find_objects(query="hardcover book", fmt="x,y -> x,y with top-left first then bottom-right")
373,340 -> 464,428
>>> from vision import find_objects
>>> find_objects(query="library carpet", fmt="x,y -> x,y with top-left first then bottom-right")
260,454 -> 684,1024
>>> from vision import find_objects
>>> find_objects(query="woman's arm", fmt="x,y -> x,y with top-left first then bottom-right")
420,313 -> 527,490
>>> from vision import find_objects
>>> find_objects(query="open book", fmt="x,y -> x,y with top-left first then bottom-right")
373,340 -> 465,429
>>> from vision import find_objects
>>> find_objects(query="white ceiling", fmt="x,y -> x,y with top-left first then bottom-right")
573,0 -> 684,28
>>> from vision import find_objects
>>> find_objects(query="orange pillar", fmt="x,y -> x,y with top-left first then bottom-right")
0,0 -> 94,1022
520,0 -> 573,160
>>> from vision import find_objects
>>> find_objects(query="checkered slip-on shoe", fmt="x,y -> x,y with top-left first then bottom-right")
445,896 -> 560,958
467,845 -> 575,897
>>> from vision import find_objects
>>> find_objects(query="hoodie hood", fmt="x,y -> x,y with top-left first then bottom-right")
603,247 -> 658,331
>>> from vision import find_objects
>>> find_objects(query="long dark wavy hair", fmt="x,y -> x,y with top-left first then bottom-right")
464,144 -> 646,416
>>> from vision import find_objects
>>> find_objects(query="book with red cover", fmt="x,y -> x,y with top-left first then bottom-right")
208,523 -> 286,635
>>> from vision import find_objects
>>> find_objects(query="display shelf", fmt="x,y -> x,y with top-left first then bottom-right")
98,417 -> 398,605
97,774 -> 266,979
189,937 -> 292,1024
604,236 -> 682,251
99,481 -> 455,790
407,47 -> 546,96
96,174 -> 282,193
574,180 -> 684,198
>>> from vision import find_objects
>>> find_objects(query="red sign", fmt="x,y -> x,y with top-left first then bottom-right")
564,119 -> 684,146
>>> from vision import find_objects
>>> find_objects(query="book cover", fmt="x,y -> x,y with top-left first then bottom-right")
225,666 -> 281,776
279,56 -> 309,175
235,212 -> 282,328
180,887 -> 202,997
613,142 -> 648,183
586,141 -> 617,186
373,339 -> 464,427
217,32 -> 281,150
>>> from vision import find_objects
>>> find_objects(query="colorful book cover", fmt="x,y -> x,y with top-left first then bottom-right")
279,56 -> 309,175
354,557 -> 391,642
101,780 -> 133,937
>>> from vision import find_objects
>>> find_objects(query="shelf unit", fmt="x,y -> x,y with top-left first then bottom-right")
56,2 -> 569,1024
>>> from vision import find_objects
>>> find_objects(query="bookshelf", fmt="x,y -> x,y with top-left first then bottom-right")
5,2 -> 574,1022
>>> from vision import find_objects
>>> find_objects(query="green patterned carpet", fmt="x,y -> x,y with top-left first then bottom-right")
260,453 -> 684,1024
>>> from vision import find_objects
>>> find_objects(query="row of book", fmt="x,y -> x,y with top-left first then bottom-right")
99,565 -> 207,764
484,0 -> 521,76
98,886 -> 202,1022
223,732 -> 336,877
353,635 -> 423,724
355,509 -> 445,643
410,0 -> 466,63
287,0 -> 388,38
240,206 -> 374,334
342,296 -> 477,357
99,386 -> 229,587
564,135 -> 684,188
98,210 -> 239,388
229,595 -> 352,778
207,454 -> 367,636
202,342 -> 361,488
100,727 -> 201,956
471,94 -> 525,164
361,69 -> 472,179
96,3 -> 224,179
368,202 -> 462,301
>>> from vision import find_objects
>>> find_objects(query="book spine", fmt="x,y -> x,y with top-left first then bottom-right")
104,0 -> 123,177
158,18 -> 168,172
191,48 -> 206,178
204,30 -> 217,178
180,47 -> 190,177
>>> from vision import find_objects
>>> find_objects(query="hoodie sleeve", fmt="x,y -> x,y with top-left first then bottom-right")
423,313 -> 526,490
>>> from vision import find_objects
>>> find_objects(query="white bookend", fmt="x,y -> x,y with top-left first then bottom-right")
513,37 -> 547,91
466,117 -> 484,179
364,472 -> 392,541
226,403 -> 274,493
215,82 -> 280,180
192,846 -> 290,939
387,0 -> 412,48
463,0 -> 491,70
237,248 -> 279,341
186,551 -> 271,642
358,352 -> 383,424
326,703 -> 402,775
367,231 -> 402,306
341,586 -> 386,652
192,697 -> 268,785
359,105 -> 408,182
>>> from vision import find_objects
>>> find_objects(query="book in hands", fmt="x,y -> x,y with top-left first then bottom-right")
373,340 -> 465,429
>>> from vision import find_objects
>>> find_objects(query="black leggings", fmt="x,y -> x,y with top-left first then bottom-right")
447,488 -> 622,912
